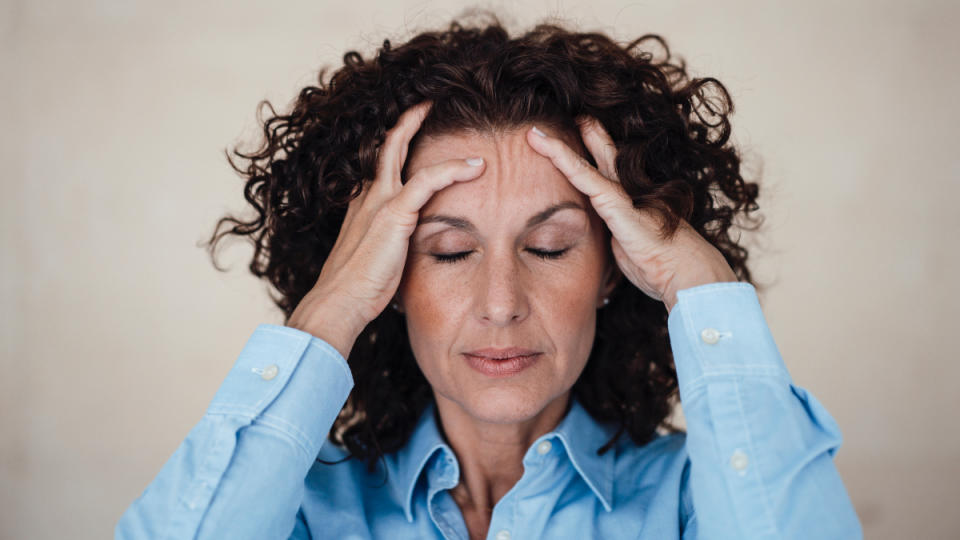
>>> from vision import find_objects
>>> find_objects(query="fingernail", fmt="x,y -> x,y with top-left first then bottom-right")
466,157 -> 484,166
531,126 -> 547,138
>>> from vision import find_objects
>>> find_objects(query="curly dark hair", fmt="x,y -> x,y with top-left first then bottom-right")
205,15 -> 762,470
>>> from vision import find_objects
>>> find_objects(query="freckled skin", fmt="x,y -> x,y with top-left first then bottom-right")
397,126 -> 617,426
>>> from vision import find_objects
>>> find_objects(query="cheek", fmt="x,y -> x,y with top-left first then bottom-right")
544,242 -> 609,312
543,241 -> 609,356
542,263 -> 603,351
397,258 -> 467,351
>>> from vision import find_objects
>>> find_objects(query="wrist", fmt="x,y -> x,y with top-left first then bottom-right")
287,299 -> 367,359
662,258 -> 738,314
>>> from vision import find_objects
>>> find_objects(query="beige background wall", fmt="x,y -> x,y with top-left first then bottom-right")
2,0 -> 957,538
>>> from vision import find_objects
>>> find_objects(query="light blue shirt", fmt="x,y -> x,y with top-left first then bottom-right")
116,283 -> 861,539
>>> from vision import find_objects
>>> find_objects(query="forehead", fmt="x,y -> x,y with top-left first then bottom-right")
406,127 -> 589,217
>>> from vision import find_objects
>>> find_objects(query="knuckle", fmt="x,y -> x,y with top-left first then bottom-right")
381,128 -> 406,150
404,169 -> 426,187
592,192 -> 620,212
384,120 -> 405,139
583,119 -> 601,135
376,200 -> 400,220
593,185 -> 630,210
581,118 -> 603,138
379,199 -> 414,226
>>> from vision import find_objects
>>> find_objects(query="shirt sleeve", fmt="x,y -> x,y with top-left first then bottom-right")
669,282 -> 862,539
115,324 -> 354,540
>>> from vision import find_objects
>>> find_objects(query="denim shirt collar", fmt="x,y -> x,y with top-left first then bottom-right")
385,397 -> 618,522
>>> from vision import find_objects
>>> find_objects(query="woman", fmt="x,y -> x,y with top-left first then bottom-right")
117,18 -> 861,539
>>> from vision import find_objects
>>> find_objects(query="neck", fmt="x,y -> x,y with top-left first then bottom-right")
433,392 -> 572,513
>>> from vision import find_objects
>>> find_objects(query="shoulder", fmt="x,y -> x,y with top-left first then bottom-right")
307,438 -> 370,486
304,439 -> 366,496
611,431 -> 690,503
301,438 -> 398,517
616,430 -> 687,464
298,439 -> 420,535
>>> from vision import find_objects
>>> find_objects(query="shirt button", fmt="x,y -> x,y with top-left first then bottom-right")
700,328 -> 721,344
495,530 -> 511,540
730,450 -> 749,471
260,364 -> 279,381
536,440 -> 552,455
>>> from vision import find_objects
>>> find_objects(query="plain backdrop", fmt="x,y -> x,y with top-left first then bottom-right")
2,0 -> 958,538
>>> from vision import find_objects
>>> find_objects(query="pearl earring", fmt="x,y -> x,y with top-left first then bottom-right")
601,297 -> 610,307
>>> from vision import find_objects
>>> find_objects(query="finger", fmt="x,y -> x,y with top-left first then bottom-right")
385,157 -> 486,227
576,116 -> 619,181
374,101 -> 433,191
394,102 -> 432,172
525,125 -> 626,203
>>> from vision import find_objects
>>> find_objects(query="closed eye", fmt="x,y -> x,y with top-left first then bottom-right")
431,251 -> 473,263
526,248 -> 568,260
430,248 -> 570,264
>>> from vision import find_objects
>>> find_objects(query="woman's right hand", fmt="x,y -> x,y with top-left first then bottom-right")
286,102 -> 486,358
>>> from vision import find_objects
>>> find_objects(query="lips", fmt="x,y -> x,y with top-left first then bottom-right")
462,347 -> 542,377
464,347 -> 540,359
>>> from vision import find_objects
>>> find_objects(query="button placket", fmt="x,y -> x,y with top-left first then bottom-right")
426,454 -> 464,540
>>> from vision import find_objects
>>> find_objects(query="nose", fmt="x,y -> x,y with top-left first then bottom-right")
473,248 -> 530,326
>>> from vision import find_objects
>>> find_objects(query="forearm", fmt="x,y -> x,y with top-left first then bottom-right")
116,325 -> 353,540
669,283 -> 861,539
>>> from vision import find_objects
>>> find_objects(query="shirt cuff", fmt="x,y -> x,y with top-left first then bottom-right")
667,282 -> 790,393
206,324 -> 354,455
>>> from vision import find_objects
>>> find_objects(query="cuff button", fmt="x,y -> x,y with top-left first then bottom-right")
260,364 -> 279,381
700,328 -> 721,344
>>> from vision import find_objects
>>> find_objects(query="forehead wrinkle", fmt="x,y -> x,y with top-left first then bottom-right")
411,128 -> 591,234
487,128 -> 580,215
417,201 -> 586,234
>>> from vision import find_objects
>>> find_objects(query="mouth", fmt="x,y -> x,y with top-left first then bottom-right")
462,349 -> 542,377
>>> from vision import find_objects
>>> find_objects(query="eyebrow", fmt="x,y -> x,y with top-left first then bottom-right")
417,200 -> 586,232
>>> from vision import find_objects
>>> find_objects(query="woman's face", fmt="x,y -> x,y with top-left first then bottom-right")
398,125 -> 617,425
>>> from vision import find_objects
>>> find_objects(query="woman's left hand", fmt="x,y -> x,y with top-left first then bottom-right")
525,118 -> 738,313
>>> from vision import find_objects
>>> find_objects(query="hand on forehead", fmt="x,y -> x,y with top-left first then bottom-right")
406,126 -> 594,222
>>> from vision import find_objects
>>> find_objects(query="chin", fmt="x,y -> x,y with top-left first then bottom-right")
453,384 -> 559,425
